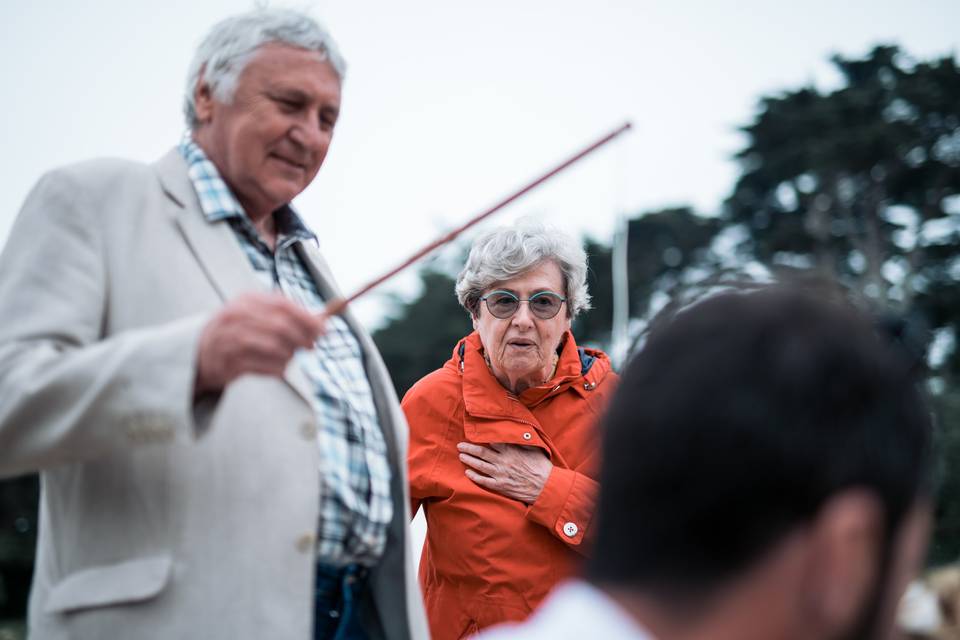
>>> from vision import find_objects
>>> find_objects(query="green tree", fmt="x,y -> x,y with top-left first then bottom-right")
726,45 -> 960,331
576,207 -> 725,347
372,269 -> 472,398
725,44 -> 960,561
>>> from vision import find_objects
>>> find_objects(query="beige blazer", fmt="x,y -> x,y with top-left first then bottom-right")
0,149 -> 429,640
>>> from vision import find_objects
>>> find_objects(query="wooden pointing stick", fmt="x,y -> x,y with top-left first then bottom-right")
321,121 -> 633,319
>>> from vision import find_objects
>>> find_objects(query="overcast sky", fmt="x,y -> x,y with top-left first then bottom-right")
2,0 -> 958,328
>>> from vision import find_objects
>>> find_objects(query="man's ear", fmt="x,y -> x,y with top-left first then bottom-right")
802,489 -> 884,635
193,66 -> 215,124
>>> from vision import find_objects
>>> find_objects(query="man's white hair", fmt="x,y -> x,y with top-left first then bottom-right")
183,8 -> 346,129
456,219 -> 592,319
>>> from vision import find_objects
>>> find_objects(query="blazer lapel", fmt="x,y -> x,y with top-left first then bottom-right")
155,149 -> 264,303
153,148 -> 314,407
295,240 -> 401,462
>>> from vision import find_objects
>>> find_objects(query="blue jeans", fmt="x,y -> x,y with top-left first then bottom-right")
314,562 -> 369,640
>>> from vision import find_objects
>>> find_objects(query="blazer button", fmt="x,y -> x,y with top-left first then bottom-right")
300,421 -> 318,441
295,533 -> 316,553
563,522 -> 579,538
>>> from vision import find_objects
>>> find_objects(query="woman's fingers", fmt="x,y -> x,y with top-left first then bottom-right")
459,453 -> 497,476
457,442 -> 495,461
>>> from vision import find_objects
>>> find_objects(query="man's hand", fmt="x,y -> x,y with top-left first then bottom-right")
457,442 -> 553,505
194,292 -> 325,395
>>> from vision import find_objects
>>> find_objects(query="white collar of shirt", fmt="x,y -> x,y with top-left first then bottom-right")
477,580 -> 656,640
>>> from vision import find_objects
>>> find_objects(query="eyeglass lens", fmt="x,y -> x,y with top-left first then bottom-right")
485,291 -> 564,319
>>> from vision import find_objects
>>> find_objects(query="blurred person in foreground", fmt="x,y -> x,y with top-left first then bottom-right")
480,285 -> 934,640
0,8 -> 427,639
403,221 -> 617,638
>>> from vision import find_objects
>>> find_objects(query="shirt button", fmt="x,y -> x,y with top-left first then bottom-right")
563,522 -> 579,538
300,421 -> 317,441
295,533 -> 315,553
522,432 -> 532,441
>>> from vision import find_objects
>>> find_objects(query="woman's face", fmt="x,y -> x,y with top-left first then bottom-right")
473,260 -> 571,394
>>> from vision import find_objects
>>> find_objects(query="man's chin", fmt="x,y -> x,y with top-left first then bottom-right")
261,180 -> 310,209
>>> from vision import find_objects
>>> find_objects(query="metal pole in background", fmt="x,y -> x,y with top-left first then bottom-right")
609,118 -> 633,371
611,212 -> 630,370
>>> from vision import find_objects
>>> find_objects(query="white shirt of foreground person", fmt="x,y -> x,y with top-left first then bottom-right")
477,581 -> 655,640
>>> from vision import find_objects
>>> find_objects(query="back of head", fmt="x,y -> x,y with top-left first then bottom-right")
586,285 -> 933,601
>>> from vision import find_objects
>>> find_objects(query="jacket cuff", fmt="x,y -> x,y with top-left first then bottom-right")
525,466 -> 596,546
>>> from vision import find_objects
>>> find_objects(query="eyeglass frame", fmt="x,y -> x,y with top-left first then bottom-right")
478,289 -> 568,320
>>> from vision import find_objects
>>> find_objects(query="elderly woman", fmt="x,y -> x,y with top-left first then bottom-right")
403,221 -> 617,639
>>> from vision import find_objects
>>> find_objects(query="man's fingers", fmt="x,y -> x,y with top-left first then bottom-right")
196,292 -> 326,394
248,296 -> 324,348
277,300 -> 326,344
260,315 -> 317,352
234,330 -> 299,362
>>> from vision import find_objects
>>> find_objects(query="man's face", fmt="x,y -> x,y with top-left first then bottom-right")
193,43 -> 341,219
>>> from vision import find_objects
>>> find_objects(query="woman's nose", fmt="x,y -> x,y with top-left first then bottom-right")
511,302 -> 536,326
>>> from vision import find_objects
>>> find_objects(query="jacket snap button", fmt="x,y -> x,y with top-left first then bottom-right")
563,522 -> 579,537
522,432 -> 532,440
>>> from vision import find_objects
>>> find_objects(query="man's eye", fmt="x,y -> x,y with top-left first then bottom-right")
275,97 -> 300,110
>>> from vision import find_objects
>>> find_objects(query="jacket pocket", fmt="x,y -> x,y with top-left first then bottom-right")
45,554 -> 173,614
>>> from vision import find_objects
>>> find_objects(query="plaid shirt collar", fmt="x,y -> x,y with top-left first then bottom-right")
177,134 -> 316,246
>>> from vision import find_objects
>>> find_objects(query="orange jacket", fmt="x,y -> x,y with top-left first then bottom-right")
403,330 -> 617,639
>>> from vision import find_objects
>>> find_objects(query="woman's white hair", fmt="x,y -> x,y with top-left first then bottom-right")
183,8 -> 346,129
456,219 -> 592,319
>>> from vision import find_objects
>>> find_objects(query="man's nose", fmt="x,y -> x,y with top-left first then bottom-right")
288,121 -> 325,153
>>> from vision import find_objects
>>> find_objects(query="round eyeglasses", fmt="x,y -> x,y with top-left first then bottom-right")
479,290 -> 567,320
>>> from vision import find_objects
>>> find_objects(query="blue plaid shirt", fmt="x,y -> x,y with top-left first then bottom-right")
179,137 -> 392,567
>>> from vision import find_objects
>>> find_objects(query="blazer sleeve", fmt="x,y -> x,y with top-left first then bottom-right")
0,168 -> 209,478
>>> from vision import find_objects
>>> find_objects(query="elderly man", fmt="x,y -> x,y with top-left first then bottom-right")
0,9 -> 427,640
481,286 -> 934,640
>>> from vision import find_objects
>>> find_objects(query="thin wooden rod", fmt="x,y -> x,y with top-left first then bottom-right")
323,121 -> 633,318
